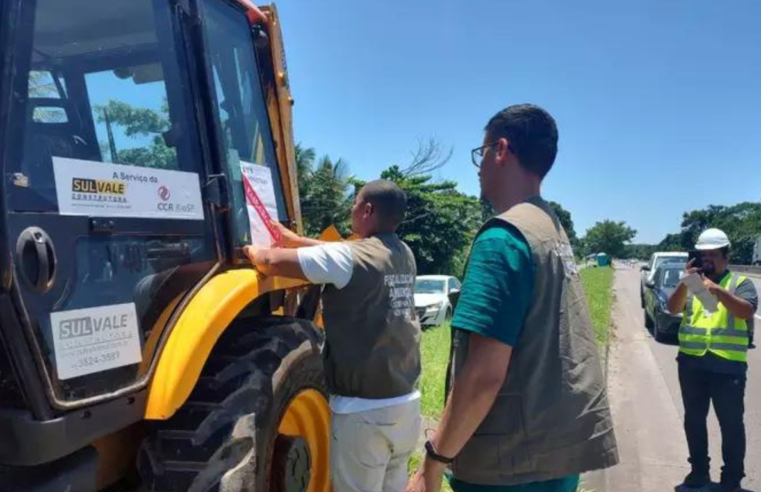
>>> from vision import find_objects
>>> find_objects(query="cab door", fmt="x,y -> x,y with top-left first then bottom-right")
0,0 -> 218,408
194,0 -> 292,262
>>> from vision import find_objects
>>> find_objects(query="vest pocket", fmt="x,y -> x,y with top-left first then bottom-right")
454,435 -> 502,479
455,395 -> 534,477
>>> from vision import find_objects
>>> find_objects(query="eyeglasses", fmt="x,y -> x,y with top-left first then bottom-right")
471,142 -> 499,168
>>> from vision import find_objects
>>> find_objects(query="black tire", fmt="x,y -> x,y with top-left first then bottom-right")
138,316 -> 327,492
445,307 -> 453,323
652,320 -> 663,342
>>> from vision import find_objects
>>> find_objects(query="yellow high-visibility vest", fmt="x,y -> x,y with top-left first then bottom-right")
679,272 -> 749,363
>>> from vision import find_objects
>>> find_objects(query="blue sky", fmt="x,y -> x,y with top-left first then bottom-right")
274,0 -> 761,244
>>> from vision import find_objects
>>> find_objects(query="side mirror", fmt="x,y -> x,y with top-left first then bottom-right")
645,280 -> 656,289
641,265 -> 651,272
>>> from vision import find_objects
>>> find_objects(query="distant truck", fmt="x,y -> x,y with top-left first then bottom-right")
754,235 -> 761,265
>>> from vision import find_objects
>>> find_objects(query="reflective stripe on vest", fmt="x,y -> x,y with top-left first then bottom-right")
678,273 -> 749,363
710,342 -> 748,352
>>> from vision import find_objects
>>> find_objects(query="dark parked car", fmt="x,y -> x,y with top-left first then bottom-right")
640,252 -> 687,308
643,265 -> 684,342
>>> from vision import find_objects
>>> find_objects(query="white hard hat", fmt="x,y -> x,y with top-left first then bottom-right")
695,228 -> 731,250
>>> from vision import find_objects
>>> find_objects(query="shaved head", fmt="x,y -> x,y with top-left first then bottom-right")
358,180 -> 407,231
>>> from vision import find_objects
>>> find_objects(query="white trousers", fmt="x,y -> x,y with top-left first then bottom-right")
330,400 -> 422,492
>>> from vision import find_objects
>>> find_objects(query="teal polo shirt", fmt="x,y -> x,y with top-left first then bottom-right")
449,222 -> 580,492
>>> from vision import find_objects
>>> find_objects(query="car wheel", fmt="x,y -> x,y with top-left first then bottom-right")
652,320 -> 663,342
445,307 -> 453,323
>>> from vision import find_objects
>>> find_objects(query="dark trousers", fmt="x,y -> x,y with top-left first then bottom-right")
678,363 -> 746,483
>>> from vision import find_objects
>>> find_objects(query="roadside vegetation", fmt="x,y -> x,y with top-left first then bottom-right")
580,266 -> 615,346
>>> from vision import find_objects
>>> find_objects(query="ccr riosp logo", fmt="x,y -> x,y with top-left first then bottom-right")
158,185 -> 171,201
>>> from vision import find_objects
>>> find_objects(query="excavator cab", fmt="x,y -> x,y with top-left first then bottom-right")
0,0 -> 329,491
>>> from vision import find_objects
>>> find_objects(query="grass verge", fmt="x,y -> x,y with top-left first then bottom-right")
579,266 -> 615,346
409,323 -> 453,490
420,323 -> 452,418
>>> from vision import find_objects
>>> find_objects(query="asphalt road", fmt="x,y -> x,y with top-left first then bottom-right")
586,265 -> 760,492
743,273 -> 761,310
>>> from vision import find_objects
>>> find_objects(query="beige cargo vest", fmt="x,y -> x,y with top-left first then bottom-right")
321,233 -> 422,398
449,197 -> 618,485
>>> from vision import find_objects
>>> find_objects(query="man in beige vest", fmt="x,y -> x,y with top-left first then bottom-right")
244,179 -> 422,492
408,104 -> 618,492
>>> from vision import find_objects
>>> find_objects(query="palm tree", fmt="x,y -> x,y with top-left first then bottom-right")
300,155 -> 352,236
295,143 -> 316,178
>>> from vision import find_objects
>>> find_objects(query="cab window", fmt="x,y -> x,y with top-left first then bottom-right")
7,0 -> 201,213
199,0 -> 289,247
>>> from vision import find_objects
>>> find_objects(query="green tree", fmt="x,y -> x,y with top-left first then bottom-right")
547,201 -> 579,250
294,143 -> 316,214
657,233 -> 686,252
377,166 -> 482,276
582,220 -> 637,259
295,144 -> 316,179
94,100 -> 176,169
480,197 -> 495,222
674,202 -> 761,264
627,243 -> 659,260
295,138 -> 482,277
299,155 -> 353,237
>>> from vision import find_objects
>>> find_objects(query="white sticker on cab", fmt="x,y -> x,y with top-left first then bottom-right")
50,303 -> 143,380
52,157 -> 204,221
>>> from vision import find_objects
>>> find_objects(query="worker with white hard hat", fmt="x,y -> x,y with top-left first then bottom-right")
694,228 -> 732,250
667,228 -> 758,492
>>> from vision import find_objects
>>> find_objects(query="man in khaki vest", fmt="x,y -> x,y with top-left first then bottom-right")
408,104 -> 618,492
244,179 -> 422,492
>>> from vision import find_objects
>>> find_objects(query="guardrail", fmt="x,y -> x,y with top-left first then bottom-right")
730,264 -> 761,276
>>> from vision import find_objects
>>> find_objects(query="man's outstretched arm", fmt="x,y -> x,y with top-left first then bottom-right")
272,222 -> 326,248
244,246 -> 309,280
244,242 -> 354,289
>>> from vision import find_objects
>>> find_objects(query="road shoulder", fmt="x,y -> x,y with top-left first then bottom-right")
584,267 -> 690,492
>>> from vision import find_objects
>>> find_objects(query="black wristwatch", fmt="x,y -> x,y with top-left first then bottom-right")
425,440 -> 455,465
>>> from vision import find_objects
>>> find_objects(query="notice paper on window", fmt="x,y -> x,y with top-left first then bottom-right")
681,272 -> 719,313
240,162 -> 282,248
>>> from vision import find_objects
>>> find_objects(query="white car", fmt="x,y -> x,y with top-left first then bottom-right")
640,251 -> 688,307
414,275 -> 461,327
